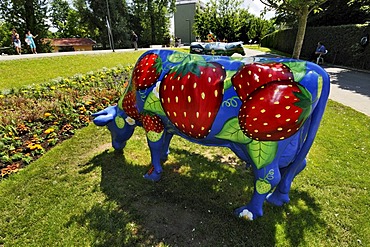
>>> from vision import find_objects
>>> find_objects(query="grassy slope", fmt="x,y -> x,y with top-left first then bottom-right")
0,51 -> 369,246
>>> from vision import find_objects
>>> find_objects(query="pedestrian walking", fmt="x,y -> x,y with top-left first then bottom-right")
11,29 -> 22,55
25,30 -> 38,54
131,31 -> 138,50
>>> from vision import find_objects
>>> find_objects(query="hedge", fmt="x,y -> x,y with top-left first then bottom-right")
261,23 -> 370,70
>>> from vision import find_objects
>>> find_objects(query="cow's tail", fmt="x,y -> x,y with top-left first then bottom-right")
292,63 -> 330,169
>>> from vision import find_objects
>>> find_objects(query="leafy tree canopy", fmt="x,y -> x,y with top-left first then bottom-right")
194,0 -> 274,44
259,0 -> 328,58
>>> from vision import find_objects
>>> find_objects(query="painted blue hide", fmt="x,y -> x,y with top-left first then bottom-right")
92,49 -> 330,220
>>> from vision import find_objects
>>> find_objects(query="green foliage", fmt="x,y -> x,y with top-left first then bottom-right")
0,0 -> 50,53
259,0 -> 328,58
193,0 -> 274,43
0,65 -> 132,176
49,0 -> 90,38
308,0 -> 370,27
128,0 -> 175,46
0,21 -> 12,49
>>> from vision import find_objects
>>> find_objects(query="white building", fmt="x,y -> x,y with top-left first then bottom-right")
174,0 -> 205,45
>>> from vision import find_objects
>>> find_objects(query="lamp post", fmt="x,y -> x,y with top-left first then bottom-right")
186,19 -> 191,45
106,0 -> 115,52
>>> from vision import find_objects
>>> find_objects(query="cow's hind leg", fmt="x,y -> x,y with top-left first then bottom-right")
235,163 -> 281,220
160,132 -> 173,164
266,158 -> 307,206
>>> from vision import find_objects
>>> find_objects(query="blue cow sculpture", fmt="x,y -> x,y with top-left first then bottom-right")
93,49 -> 330,220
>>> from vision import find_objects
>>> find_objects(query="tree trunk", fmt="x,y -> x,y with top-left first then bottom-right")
147,0 -> 155,44
292,6 -> 309,59
24,0 -> 36,32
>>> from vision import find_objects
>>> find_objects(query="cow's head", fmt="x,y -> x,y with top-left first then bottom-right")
92,105 -> 136,150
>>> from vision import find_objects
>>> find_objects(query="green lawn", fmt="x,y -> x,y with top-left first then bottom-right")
244,44 -> 291,57
0,51 -> 144,90
0,51 -> 369,246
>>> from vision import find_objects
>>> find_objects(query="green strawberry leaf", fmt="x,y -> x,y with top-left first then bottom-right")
189,54 -> 207,62
215,117 -> 252,144
283,61 -> 306,82
167,51 -> 189,63
143,92 -> 165,116
170,60 -> 209,78
246,140 -> 278,169
294,84 -> 313,124
153,56 -> 163,75
224,70 -> 237,90
168,52 -> 206,64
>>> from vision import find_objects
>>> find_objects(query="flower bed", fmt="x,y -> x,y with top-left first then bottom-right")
0,65 -> 133,178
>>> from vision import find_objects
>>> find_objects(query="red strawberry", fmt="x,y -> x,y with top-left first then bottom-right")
238,80 -> 312,141
142,114 -> 164,133
120,90 -> 141,121
159,62 -> 226,138
231,62 -> 294,101
132,53 -> 162,90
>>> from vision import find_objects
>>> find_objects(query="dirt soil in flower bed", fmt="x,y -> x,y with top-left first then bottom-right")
0,66 -> 131,179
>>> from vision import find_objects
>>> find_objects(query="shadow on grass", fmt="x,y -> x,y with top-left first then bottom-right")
70,148 -> 326,246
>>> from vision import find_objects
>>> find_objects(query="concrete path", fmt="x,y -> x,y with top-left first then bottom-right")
1,47 -> 369,116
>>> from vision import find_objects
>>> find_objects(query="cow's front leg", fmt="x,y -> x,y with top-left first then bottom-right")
142,114 -> 166,182
235,163 -> 281,220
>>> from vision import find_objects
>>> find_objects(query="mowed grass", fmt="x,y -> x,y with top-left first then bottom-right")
0,51 -> 369,246
0,50 -> 145,90
245,44 -> 291,57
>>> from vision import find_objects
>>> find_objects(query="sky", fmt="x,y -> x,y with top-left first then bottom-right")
241,0 -> 275,19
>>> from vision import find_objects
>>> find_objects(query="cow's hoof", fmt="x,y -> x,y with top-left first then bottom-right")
143,167 -> 162,182
266,191 -> 290,206
235,208 -> 254,220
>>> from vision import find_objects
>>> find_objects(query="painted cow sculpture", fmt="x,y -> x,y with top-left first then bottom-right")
93,49 -> 330,220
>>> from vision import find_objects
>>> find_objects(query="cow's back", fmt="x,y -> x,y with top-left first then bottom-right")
131,49 -> 329,149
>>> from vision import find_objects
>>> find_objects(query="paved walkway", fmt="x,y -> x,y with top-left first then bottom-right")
1,48 -> 369,116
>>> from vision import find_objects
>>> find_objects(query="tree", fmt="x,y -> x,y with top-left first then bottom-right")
259,0 -> 328,58
0,21 -> 12,48
193,0 -> 273,44
194,0 -> 243,41
308,0 -> 370,26
128,0 -> 175,46
0,0 -> 49,52
73,0 -> 129,49
49,0 -> 90,38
